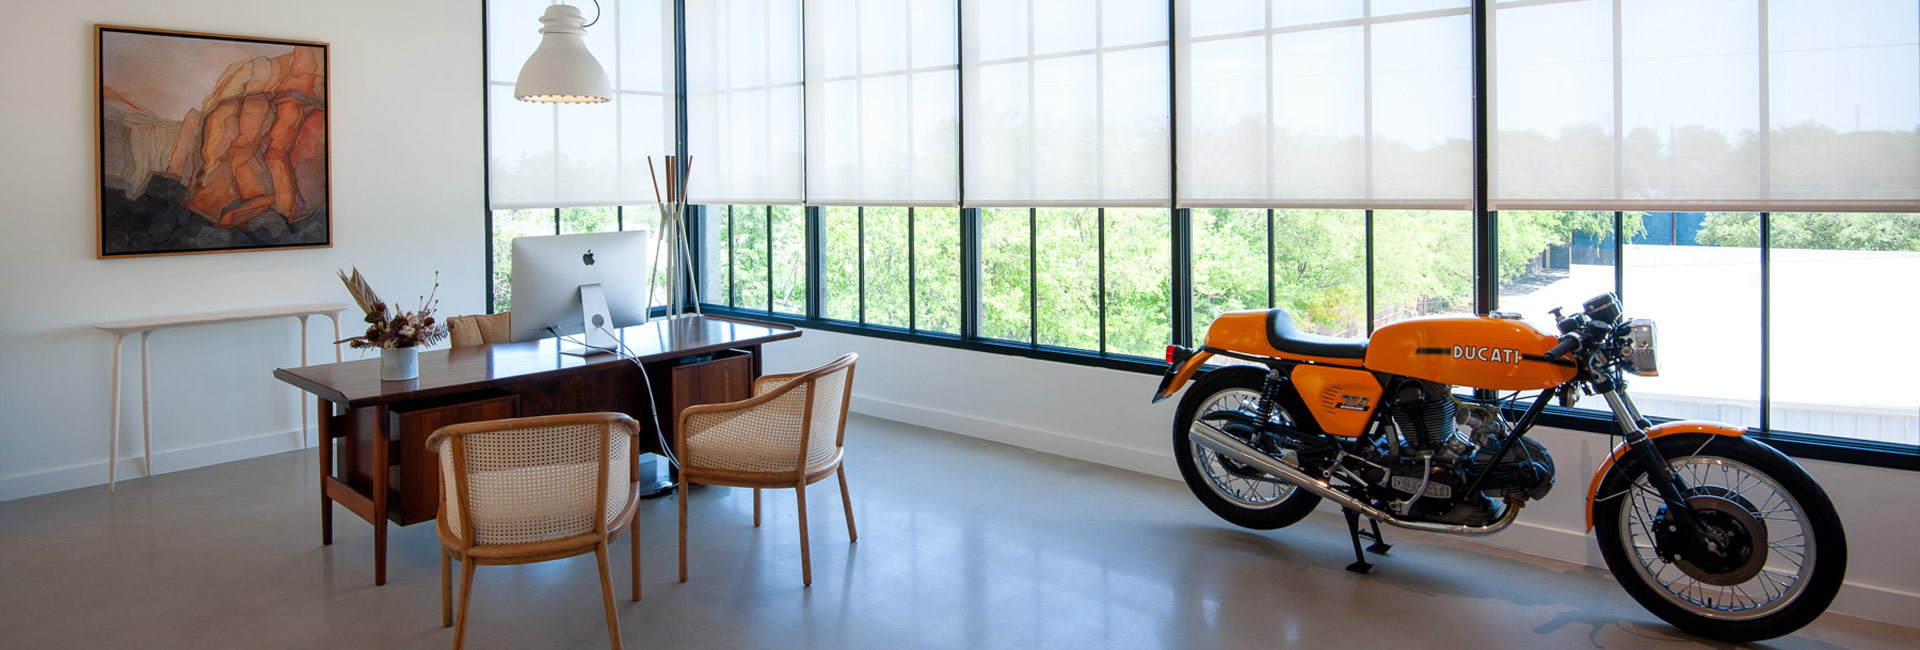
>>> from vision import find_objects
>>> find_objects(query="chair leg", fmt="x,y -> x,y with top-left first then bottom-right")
453,555 -> 476,650
595,542 -> 624,650
796,483 -> 812,587
678,479 -> 689,583
837,467 -> 857,542
753,488 -> 761,527
630,520 -> 642,601
440,548 -> 452,628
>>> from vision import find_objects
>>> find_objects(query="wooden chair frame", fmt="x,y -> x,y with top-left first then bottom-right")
427,412 -> 643,650
676,353 -> 858,586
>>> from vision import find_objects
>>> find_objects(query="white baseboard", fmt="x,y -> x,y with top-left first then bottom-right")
848,394 -> 1920,629
851,394 -> 1179,481
0,429 -> 309,502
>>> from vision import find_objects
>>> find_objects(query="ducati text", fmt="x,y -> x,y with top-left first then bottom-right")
1452,345 -> 1521,364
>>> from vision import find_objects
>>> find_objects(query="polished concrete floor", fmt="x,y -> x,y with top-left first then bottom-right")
1,414 -> 1911,649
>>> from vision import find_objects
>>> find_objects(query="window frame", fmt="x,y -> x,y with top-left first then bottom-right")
480,0 -> 1920,472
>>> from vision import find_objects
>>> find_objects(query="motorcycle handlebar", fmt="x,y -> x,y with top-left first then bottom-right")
1545,335 -> 1581,361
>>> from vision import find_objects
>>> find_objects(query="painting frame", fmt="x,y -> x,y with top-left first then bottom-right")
95,25 -> 332,259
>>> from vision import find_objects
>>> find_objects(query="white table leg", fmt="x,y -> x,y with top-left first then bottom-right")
300,316 -> 310,449
108,333 -> 124,492
328,313 -> 342,362
141,330 -> 153,479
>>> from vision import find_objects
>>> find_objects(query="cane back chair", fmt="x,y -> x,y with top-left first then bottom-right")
677,353 -> 858,586
428,412 -> 643,650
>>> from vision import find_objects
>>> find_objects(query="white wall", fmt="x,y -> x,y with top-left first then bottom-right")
763,329 -> 1920,629
0,0 -> 484,499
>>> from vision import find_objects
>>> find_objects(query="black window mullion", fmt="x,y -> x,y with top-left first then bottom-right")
1028,207 -> 1038,346
1613,210 -> 1624,302
728,205 -> 737,309
960,207 -> 980,341
1173,207 -> 1192,348
908,207 -> 918,332
553,208 -> 561,235
858,206 -> 867,324
1097,207 -> 1107,354
766,206 -> 775,313
806,205 -> 824,320
1760,211 -> 1772,436
1364,209 -> 1375,334
1266,209 -> 1275,309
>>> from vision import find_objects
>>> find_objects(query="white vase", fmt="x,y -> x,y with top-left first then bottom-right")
380,346 -> 419,381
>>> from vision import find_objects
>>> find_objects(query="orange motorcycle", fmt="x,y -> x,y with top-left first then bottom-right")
1154,293 -> 1845,642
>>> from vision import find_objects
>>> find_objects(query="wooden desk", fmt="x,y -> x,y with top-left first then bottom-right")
98,303 -> 350,491
273,315 -> 800,585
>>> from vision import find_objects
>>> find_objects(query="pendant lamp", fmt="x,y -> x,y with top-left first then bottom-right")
514,2 -> 611,104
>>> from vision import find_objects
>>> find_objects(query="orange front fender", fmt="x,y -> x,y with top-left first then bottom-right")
1584,420 -> 1747,530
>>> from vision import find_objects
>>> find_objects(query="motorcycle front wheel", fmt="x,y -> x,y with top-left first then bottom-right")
1592,433 -> 1847,642
1171,366 -> 1321,530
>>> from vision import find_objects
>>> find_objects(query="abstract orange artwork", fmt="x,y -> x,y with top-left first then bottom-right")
96,26 -> 330,258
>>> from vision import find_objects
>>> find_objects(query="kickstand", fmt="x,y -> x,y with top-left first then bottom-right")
1363,517 -> 1392,555
1343,509 -> 1375,574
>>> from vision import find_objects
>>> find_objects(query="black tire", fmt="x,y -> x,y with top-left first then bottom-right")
1171,366 -> 1322,530
1592,433 -> 1847,642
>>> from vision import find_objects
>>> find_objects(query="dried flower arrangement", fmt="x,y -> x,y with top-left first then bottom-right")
335,267 -> 447,349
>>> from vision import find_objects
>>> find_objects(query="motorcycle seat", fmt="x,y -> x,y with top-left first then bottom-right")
1266,308 -> 1368,359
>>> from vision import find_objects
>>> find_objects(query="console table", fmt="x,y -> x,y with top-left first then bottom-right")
273,314 -> 801,585
97,303 -> 350,491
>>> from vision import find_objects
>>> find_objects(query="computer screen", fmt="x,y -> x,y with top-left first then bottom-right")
508,230 -> 654,349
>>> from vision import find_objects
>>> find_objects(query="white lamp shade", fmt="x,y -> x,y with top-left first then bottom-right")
514,4 -> 612,103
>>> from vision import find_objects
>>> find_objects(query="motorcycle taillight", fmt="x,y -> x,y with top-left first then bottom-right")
1165,344 -> 1179,363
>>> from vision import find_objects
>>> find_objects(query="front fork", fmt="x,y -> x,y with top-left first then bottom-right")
1601,389 -> 1711,556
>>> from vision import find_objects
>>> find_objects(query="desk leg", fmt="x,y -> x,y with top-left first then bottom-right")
373,410 -> 389,586
299,317 -> 310,449
140,331 -> 153,478
107,333 -> 124,492
318,396 -> 333,546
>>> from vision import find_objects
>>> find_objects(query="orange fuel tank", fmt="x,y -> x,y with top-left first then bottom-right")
1363,316 -> 1575,391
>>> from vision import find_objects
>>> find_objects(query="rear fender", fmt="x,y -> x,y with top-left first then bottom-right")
1583,420 -> 1746,530
1151,349 -> 1215,403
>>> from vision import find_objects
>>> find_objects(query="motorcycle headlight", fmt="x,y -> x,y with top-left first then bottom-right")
1623,318 -> 1658,377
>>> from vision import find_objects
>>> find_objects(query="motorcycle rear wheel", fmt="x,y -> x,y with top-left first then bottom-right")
1592,433 -> 1846,642
1171,366 -> 1321,530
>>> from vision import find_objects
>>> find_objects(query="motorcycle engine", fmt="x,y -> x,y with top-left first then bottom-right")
1360,383 -> 1556,526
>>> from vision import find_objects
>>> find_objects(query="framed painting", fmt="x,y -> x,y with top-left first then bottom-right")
95,25 -> 331,258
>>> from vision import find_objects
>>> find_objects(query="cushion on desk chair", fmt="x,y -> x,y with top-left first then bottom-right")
448,312 -> 511,348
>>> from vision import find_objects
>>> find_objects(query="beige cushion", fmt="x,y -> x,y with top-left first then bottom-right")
448,312 -> 511,348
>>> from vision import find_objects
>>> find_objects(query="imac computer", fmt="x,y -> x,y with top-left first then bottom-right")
509,230 -> 653,355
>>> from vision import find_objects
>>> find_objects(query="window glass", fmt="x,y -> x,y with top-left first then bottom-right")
699,206 -> 730,306
980,208 -> 1033,342
560,206 -> 618,234
822,207 -> 861,320
1275,210 -> 1367,336
1496,211 -> 1622,332
1191,208 -> 1269,338
491,209 -> 557,313
1372,210 -> 1473,330
915,207 -> 964,334
1035,208 -> 1100,350
1624,212 -> 1761,429
732,205 -> 771,310
1104,208 -> 1171,357
865,207 -> 912,328
771,205 -> 808,315
1766,213 -> 1920,445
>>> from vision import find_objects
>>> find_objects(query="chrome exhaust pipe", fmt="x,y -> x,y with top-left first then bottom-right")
1188,420 -> 1520,536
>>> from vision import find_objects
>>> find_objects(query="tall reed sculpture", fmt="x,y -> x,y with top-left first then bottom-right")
644,155 -> 699,319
